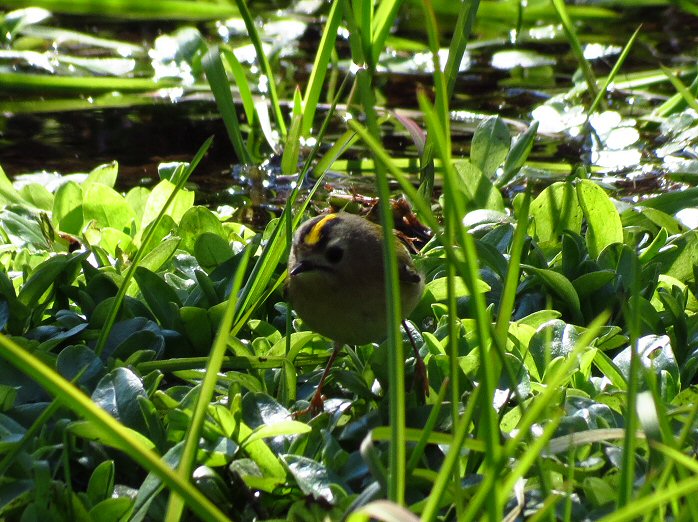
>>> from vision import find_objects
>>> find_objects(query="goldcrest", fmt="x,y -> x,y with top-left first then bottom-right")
287,212 -> 425,413
288,212 -> 424,344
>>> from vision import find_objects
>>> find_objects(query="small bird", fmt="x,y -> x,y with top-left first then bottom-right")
287,211 -> 425,414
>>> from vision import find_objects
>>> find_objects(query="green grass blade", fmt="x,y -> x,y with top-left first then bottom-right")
421,0 -> 449,145
494,191 -> 530,340
371,0 -> 402,66
617,254 -> 642,508
94,137 -> 213,356
281,88 -> 303,175
405,378 -> 450,475
232,0 -> 286,137
599,461 -> 698,522
203,47 -> 253,165
0,71 -> 173,93
219,46 -> 256,126
0,0 -> 238,20
588,26 -> 642,115
660,65 -> 698,112
301,0 -> 343,136
164,245 -> 252,522
0,333 -> 232,522
442,0 -> 480,103
550,0 -> 600,105
420,387 -> 481,522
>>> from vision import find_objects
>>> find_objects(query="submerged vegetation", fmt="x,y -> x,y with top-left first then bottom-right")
1,0 -> 698,521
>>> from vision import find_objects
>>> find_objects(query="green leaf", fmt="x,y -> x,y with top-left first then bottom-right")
0,164 -> 26,206
125,186 -> 150,229
56,344 -> 105,387
88,497 -> 133,522
87,460 -> 116,505
20,183 -> 53,211
18,252 -> 87,307
528,319 -> 585,379
523,265 -> 583,324
53,181 -> 84,234
83,183 -> 136,232
424,276 -> 490,301
583,476 -> 616,507
653,230 -> 698,283
180,306 -> 212,354
572,270 -> 616,299
194,233 -> 233,270
0,206 -> 50,249
139,237 -> 180,273
177,206 -> 226,254
453,159 -> 505,212
85,162 -> 118,188
242,421 -> 312,447
530,182 -> 583,245
284,455 -> 343,504
91,367 -> 148,432
140,179 -> 194,232
470,116 -> 511,179
499,121 -> 538,187
134,267 -> 182,329
69,420 -> 155,452
576,179 -> 623,258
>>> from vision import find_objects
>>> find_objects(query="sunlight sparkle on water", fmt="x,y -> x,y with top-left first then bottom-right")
491,50 -> 555,70
258,74 -> 269,94
583,43 -> 622,60
528,24 -> 561,40
676,208 -> 698,229
300,136 -> 317,148
116,45 -> 134,58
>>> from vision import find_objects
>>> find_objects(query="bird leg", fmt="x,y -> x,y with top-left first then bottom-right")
294,341 -> 343,417
403,320 -> 429,397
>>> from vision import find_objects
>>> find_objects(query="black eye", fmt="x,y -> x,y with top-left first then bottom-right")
325,245 -> 343,263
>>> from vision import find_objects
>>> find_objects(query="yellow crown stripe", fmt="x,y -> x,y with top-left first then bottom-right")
304,213 -> 338,246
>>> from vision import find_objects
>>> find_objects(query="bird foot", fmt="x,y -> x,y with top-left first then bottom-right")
292,392 -> 326,418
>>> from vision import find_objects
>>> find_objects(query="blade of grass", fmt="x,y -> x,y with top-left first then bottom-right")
442,0 -> 480,103
419,90 -> 501,520
0,0 -> 238,20
367,82 -> 408,507
165,244 -> 253,522
0,333 -> 231,522
0,71 -> 172,93
232,0 -> 286,137
371,0 -> 403,67
599,455 -> 698,522
301,0 -> 343,136
281,88 -> 303,175
588,26 -> 642,115
494,191 -> 530,340
219,46 -> 256,127
617,254 -> 641,508
420,387 -> 481,522
660,65 -> 698,113
95,137 -> 213,356
203,47 -> 253,165
406,378 -> 450,475
550,0 -> 600,105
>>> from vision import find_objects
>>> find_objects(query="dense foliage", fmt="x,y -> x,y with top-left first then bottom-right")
2,1 -> 698,521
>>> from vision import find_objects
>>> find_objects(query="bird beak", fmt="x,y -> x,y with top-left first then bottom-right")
290,260 -> 314,276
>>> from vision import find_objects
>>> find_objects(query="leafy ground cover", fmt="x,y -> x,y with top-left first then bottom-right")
2,1 -> 698,521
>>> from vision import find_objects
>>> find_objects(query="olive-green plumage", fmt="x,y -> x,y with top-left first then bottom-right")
287,212 -> 424,345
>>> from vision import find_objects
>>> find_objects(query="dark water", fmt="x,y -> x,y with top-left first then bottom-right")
1,4 -> 697,216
